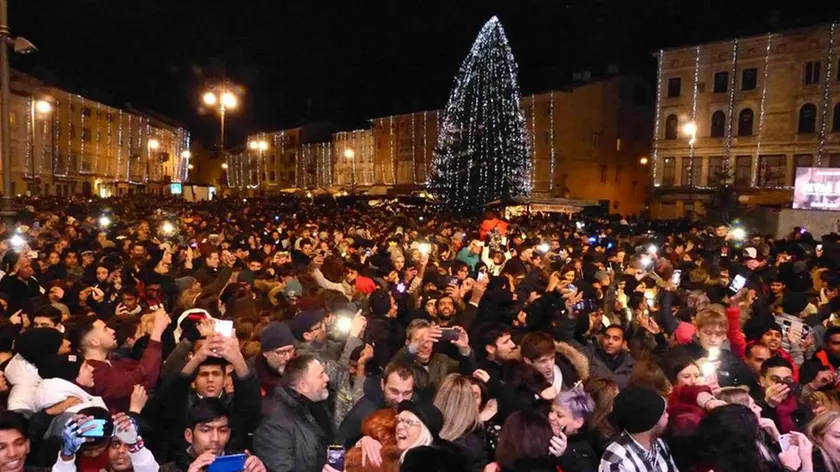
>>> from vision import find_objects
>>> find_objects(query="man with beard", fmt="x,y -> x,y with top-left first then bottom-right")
599,387 -> 677,471
391,320 -> 473,392
253,355 -> 333,472
337,361 -> 416,447
248,322 -> 296,412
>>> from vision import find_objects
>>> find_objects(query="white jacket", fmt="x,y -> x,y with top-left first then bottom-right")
4,354 -> 42,414
36,378 -> 108,413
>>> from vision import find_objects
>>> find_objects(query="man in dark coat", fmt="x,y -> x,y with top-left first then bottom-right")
253,355 -> 334,472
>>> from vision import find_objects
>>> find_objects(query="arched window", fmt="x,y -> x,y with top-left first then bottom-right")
833,103 -> 840,132
799,103 -> 817,133
664,114 -> 678,140
738,109 -> 754,136
711,111 -> 726,138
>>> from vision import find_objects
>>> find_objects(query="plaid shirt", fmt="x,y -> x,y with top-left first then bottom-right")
599,432 -> 679,472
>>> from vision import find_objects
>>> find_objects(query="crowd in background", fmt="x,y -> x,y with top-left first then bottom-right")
0,195 -> 836,472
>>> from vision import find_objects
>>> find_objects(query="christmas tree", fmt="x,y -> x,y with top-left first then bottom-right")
430,16 -> 531,211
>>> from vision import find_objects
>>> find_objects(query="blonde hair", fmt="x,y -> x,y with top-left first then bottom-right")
433,374 -> 481,441
809,391 -> 840,414
398,412 -> 433,463
715,386 -> 751,406
694,309 -> 728,331
807,411 -> 840,472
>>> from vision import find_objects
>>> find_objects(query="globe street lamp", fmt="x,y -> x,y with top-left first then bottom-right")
248,139 -> 268,189
202,84 -> 239,187
344,148 -> 355,194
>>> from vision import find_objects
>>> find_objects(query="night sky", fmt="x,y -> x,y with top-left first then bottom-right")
8,1 -> 840,149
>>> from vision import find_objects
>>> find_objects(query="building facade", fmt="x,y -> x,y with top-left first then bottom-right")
650,23 -> 840,218
3,72 -> 190,198
240,76 -> 652,215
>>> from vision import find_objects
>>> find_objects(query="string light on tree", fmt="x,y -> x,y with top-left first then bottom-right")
430,16 -> 531,211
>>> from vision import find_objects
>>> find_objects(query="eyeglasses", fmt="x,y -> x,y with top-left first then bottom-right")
396,416 -> 422,428
273,347 -> 296,358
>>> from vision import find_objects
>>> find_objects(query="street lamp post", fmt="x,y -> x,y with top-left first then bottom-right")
0,0 -> 37,217
344,148 -> 355,195
202,86 -> 238,188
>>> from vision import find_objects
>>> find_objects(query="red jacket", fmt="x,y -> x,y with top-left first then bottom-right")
86,339 -> 162,412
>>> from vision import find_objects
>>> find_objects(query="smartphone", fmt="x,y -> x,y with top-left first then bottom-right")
327,446 -> 345,471
567,284 -> 578,293
477,272 -> 488,282
80,419 -> 109,438
396,282 -> 407,294
214,319 -> 234,338
190,242 -> 199,249
778,433 -> 791,452
818,244 -> 824,252
782,379 -> 802,397
439,328 -> 459,342
670,270 -> 682,288
207,454 -> 247,472
448,276 -> 461,287
728,274 -> 746,293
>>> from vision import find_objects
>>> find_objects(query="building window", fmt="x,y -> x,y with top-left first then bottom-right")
799,103 -> 817,133
742,68 -> 758,91
592,132 -> 601,148
708,157 -> 724,186
81,128 -> 91,142
758,155 -> 786,187
735,156 -> 752,187
711,111 -> 726,138
680,157 -> 694,186
804,61 -> 821,85
667,78 -> 681,98
544,131 -> 551,145
615,165 -> 622,184
600,164 -> 607,183
270,171 -> 276,181
543,103 -> 551,116
713,72 -> 728,93
288,152 -> 296,165
662,157 -> 676,186
833,103 -> 840,132
82,107 -> 92,117
664,114 -> 678,140
738,109 -> 754,136
69,124 -> 75,139
95,130 -> 101,142
831,154 -> 840,168
794,154 -> 813,174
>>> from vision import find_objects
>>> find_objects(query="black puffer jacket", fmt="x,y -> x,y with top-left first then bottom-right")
401,439 -> 469,472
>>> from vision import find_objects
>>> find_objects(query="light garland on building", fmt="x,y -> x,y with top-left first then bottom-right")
724,39 -> 739,178
144,121 -> 151,183
52,100 -> 61,177
25,97 -> 32,178
117,111 -> 123,182
652,49 -> 664,187
79,96 -> 86,175
430,16 -> 530,209
39,112 -> 47,177
687,45 -> 700,188
817,22 -> 836,167
753,33 -> 773,187
389,116 -> 395,184
530,93 -> 537,190
549,91 -> 556,193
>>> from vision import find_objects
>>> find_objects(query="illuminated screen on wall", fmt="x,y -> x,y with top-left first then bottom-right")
170,183 -> 183,194
793,167 -> 840,210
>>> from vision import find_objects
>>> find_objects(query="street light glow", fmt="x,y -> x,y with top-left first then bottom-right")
180,150 -> 191,159
344,148 -> 355,159
188,164 -> 194,170
221,92 -> 237,109
258,141 -> 268,151
203,92 -> 217,106
249,141 -> 258,150
35,100 -> 52,114
221,163 -> 228,169
639,157 -> 649,165
148,139 -> 160,150
682,122 -> 697,137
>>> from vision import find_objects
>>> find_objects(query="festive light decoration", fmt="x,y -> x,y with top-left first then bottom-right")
430,16 -> 531,210
724,39 -> 739,178
549,91 -> 556,193
389,116 -> 395,184
753,33 -> 773,187
817,22 -> 836,167
687,46 -> 700,188
422,111 -> 428,185
652,49 -> 664,187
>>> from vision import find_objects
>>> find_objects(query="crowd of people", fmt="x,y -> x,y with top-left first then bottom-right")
0,195 -> 838,472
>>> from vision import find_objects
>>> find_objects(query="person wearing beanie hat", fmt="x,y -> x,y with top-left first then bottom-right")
288,309 -> 328,343
600,387 -> 677,471
174,276 -> 197,293
397,400 -> 468,472
248,321 -> 297,410
369,289 -> 396,319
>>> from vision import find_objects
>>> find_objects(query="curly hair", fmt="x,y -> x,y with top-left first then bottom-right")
345,409 -> 401,472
